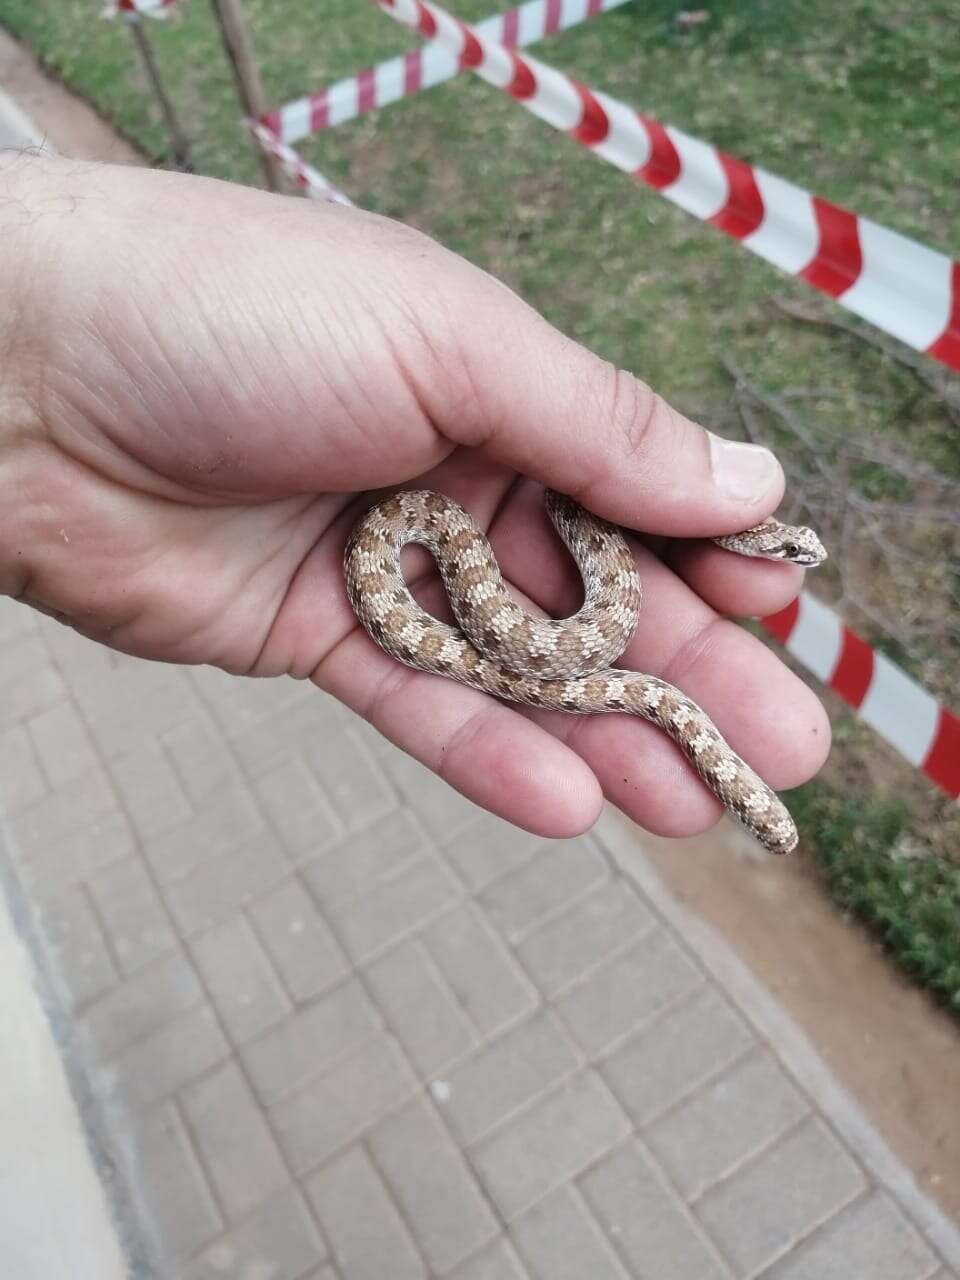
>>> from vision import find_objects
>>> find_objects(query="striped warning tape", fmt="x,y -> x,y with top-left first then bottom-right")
374,0 -> 960,372
102,0 -> 178,17
263,0 -> 632,144
247,121 -> 354,205
763,594 -> 959,800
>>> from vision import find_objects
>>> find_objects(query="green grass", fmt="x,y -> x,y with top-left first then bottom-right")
3,0 -> 959,1002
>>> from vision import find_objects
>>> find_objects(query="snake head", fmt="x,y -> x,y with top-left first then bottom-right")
717,520 -> 828,567
767,524 -> 828,566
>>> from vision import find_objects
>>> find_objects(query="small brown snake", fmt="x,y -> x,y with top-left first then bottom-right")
345,489 -> 826,854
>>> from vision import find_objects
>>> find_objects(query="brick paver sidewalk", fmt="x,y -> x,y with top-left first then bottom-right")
1,592 -> 956,1280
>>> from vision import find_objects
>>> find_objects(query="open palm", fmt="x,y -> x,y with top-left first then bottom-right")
1,156 -> 828,840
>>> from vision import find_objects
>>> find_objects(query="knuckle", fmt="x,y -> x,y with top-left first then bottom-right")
606,366 -> 663,463
576,364 -> 665,502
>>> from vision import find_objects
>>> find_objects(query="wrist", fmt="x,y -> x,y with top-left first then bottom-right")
0,154 -> 62,597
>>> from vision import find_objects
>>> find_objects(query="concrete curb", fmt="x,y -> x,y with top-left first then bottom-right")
0,845 -> 129,1279
0,86 -> 53,151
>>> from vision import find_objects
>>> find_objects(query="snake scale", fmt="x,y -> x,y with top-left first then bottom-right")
345,489 -> 826,855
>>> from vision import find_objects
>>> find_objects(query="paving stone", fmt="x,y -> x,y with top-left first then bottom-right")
32,885 -> 118,1009
580,1140 -> 731,1280
130,1101 -> 222,1260
763,1191 -> 940,1280
8,765 -> 118,860
600,986 -> 754,1128
437,1014 -> 580,1147
248,878 -> 348,1003
695,1118 -> 867,1275
35,612 -> 113,673
225,695 -> 332,772
15,588 -> 953,1280
104,1003 -> 230,1110
378,749 -> 479,841
301,809 -> 427,911
162,832 -> 290,939
268,1035 -> 418,1174
75,662 -> 196,758
327,855 -> 463,964
254,759 -> 342,862
555,929 -> 703,1058
423,904 -> 536,1037
242,978 -> 381,1106
471,1072 -> 630,1220
644,1050 -> 809,1200
446,1240 -> 530,1280
142,782 -> 266,886
303,726 -> 401,832
179,1061 -> 288,1222
439,811 -> 544,891
183,1184 -> 327,1280
0,595 -> 39,644
0,723 -> 46,811
510,1185 -> 629,1280
477,839 -> 608,942
83,951 -> 203,1059
366,939 -> 476,1078
306,1144 -> 425,1280
86,855 -> 177,975
189,665 -> 306,740
190,914 -> 291,1045
515,880 -> 656,998
27,701 -> 98,786
110,740 -> 192,841
15,811 -> 135,892
0,633 -> 66,725
369,1098 -> 498,1274
162,713 -> 243,806
233,702 -> 396,831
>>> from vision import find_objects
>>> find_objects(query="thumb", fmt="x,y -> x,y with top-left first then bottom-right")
437,281 -> 784,536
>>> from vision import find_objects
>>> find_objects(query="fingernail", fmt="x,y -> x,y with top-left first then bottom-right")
709,434 -> 780,501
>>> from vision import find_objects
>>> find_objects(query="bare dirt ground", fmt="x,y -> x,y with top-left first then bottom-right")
4,23 -> 957,1229
0,26 -> 141,165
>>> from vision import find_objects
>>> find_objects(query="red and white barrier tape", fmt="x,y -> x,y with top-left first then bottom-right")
762,594 -> 959,800
264,0 -> 631,144
102,0 -> 178,17
376,0 -> 960,373
247,121 -> 354,206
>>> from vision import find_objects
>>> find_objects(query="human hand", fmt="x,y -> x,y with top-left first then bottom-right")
0,156 -> 828,840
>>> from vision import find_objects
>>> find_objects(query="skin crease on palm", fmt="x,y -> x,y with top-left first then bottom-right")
0,155 -> 829,842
